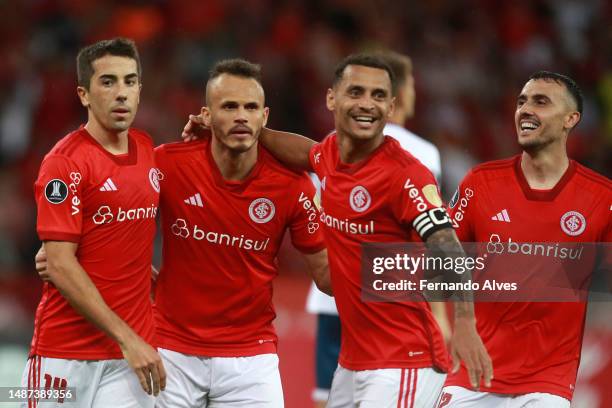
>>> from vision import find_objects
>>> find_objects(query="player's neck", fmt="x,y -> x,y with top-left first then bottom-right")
337,131 -> 385,164
210,137 -> 258,181
84,121 -> 129,155
520,145 -> 569,190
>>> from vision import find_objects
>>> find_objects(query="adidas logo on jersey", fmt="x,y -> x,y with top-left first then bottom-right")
99,178 -> 118,192
491,209 -> 511,222
184,193 -> 203,207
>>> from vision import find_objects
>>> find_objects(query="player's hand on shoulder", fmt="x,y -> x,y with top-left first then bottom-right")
119,332 -> 166,396
35,244 -> 51,281
450,316 -> 493,390
181,113 -> 210,142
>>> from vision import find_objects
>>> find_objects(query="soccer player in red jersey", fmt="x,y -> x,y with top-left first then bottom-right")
186,54 -> 492,407
438,72 -> 611,408
25,38 -> 165,407
154,59 -> 330,407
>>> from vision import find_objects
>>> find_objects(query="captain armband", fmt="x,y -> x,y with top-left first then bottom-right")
412,207 -> 452,240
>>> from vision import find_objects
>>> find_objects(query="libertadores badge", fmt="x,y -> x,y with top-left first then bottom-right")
45,179 -> 68,204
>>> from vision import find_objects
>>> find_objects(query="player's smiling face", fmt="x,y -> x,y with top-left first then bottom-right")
204,74 -> 269,153
78,55 -> 141,133
515,79 -> 579,150
327,65 -> 394,141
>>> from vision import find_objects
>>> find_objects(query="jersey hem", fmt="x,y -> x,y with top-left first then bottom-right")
338,356 -> 445,371
155,338 -> 277,357
444,378 -> 573,401
30,349 -> 123,360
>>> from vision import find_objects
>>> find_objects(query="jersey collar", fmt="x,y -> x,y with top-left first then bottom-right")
205,139 -> 263,192
334,134 -> 391,174
79,125 -> 137,166
514,155 -> 576,201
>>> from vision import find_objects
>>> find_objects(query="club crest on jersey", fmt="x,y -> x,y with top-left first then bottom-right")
45,179 -> 68,204
149,168 -> 163,193
249,198 -> 275,224
349,186 -> 371,213
560,211 -> 586,236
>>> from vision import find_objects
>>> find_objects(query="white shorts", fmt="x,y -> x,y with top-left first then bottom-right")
327,364 -> 446,408
438,386 -> 571,408
20,355 -> 155,408
156,348 -> 283,408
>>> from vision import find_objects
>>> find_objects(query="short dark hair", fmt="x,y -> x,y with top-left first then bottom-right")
208,59 -> 263,85
77,38 -> 141,90
528,71 -> 583,114
378,51 -> 412,96
333,53 -> 395,90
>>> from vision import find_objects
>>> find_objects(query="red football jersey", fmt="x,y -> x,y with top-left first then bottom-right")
153,139 -> 325,357
32,126 -> 159,359
309,133 -> 450,371
445,155 -> 611,400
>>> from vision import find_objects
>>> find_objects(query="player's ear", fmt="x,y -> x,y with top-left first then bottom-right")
564,111 -> 580,132
77,86 -> 90,108
387,96 -> 396,119
136,83 -> 142,105
262,106 -> 270,127
201,106 -> 212,128
326,88 -> 335,111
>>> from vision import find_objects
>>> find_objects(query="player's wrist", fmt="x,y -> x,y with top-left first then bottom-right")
113,321 -> 138,347
453,308 -> 476,323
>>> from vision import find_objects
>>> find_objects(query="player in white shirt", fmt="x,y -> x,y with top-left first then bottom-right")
306,50 -> 450,407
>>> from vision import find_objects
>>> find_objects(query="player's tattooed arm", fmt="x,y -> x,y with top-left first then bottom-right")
36,242 -> 167,396
258,128 -> 316,172
425,227 -> 493,391
303,249 -> 333,296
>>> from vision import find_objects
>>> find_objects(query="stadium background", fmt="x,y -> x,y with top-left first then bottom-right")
0,0 -> 610,406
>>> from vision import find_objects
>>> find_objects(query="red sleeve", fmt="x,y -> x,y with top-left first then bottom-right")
287,174 -> 326,254
308,142 -> 325,179
154,145 -> 167,176
35,155 -> 83,242
390,161 -> 452,241
447,171 -> 477,242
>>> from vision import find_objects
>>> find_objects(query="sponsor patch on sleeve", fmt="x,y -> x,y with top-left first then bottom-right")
45,179 -> 69,204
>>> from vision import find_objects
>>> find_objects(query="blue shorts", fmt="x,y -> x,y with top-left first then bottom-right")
315,314 -> 341,391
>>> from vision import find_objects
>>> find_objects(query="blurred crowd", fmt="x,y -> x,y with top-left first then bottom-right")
0,0 -> 611,390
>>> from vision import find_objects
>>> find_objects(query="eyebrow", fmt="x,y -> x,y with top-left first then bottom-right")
220,100 -> 260,107
346,84 -> 389,95
517,93 -> 551,102
98,73 -> 138,80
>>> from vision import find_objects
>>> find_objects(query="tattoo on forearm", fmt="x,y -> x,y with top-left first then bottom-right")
425,227 -> 475,312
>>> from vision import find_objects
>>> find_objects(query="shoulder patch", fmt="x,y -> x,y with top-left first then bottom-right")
45,179 -> 69,204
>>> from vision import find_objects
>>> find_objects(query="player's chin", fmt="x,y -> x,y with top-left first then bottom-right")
110,120 -> 132,131
227,139 -> 256,153
517,137 -> 543,150
349,124 -> 383,140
